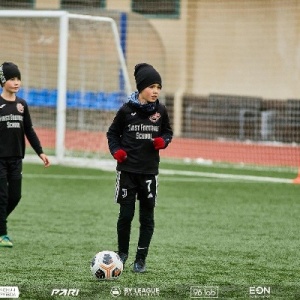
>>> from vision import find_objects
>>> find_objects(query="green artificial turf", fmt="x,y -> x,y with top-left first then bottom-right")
0,162 -> 299,299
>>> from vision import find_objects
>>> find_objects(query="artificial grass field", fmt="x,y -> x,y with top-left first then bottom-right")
0,161 -> 299,299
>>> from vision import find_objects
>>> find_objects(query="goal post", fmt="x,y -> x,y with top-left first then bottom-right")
0,10 -> 131,163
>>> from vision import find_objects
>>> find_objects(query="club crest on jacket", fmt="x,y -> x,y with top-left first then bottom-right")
16,103 -> 24,113
149,112 -> 161,123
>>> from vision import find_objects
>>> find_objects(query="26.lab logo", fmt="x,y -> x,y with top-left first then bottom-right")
190,286 -> 219,298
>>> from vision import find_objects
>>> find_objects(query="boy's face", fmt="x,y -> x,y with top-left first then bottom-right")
3,77 -> 21,93
138,83 -> 162,104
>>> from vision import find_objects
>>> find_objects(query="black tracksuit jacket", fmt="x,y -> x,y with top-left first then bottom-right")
0,96 -> 43,158
107,99 -> 173,175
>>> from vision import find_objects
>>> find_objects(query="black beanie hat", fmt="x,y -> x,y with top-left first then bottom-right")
134,63 -> 162,92
0,62 -> 21,85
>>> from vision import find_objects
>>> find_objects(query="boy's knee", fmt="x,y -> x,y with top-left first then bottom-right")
8,179 -> 22,200
119,203 -> 135,223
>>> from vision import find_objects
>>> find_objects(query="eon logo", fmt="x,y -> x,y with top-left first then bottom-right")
249,286 -> 271,298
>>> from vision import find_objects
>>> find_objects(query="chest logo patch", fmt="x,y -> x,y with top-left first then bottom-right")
149,112 -> 161,123
16,103 -> 24,113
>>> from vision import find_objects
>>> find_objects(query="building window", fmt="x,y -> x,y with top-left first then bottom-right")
61,0 -> 105,9
0,0 -> 33,8
132,0 -> 180,18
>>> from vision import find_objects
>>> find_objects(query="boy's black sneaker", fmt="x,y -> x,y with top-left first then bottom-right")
118,252 -> 128,265
133,259 -> 146,273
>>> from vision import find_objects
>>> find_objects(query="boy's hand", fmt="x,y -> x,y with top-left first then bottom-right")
113,149 -> 127,163
40,153 -> 50,167
153,137 -> 165,150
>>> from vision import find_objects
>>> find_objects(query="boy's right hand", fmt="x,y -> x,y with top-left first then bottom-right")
113,149 -> 127,163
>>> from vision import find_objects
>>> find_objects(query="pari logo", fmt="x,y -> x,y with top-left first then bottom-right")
51,289 -> 79,296
249,286 -> 271,298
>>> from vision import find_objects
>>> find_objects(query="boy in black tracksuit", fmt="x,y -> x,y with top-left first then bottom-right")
0,62 -> 50,247
107,63 -> 173,272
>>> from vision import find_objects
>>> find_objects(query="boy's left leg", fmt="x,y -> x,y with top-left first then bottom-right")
0,177 -> 8,237
7,158 -> 22,216
134,174 -> 157,272
0,177 -> 13,247
0,158 -> 22,247
7,178 -> 22,217
136,201 -> 155,260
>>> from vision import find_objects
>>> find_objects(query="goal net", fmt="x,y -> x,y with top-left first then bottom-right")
0,10 -> 131,163
1,5 -> 299,173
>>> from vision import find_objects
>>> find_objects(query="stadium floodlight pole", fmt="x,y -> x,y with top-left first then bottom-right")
68,13 -> 132,96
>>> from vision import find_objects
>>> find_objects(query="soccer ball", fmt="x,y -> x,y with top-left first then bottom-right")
90,250 -> 123,280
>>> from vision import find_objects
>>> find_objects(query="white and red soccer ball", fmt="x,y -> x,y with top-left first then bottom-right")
90,250 -> 123,280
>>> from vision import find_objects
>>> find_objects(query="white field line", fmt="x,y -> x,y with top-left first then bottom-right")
24,155 -> 294,184
23,174 -> 234,183
24,174 -> 110,180
23,173 -> 239,183
160,169 -> 293,184
23,170 -> 293,184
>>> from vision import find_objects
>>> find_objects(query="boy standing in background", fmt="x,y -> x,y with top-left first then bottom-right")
0,62 -> 50,247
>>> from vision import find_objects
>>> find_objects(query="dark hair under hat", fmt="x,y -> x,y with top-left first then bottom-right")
134,63 -> 162,92
0,62 -> 21,85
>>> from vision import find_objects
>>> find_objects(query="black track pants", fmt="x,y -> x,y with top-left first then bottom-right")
117,201 -> 154,260
0,178 -> 8,236
117,202 -> 135,255
115,171 -> 157,260
0,158 -> 22,236
7,178 -> 22,216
